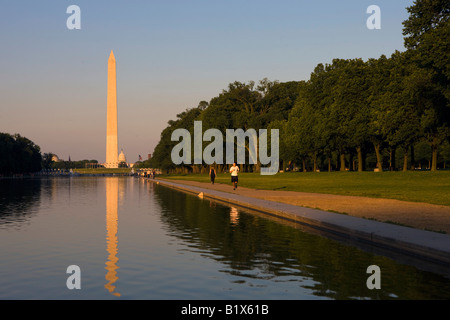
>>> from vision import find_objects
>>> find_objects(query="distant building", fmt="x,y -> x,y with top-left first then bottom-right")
119,149 -> 127,164
118,149 -> 128,168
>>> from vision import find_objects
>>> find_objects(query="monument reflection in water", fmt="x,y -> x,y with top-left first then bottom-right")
105,177 -> 120,297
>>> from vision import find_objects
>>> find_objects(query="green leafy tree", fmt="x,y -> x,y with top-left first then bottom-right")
330,59 -> 371,171
403,0 -> 450,170
0,133 -> 42,175
150,107 -> 203,172
285,80 -> 324,172
41,153 -> 55,170
371,52 -> 424,171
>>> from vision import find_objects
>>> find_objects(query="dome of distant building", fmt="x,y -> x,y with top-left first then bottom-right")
51,155 -> 60,162
118,149 -> 127,163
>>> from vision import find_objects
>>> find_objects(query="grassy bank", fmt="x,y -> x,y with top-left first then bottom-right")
162,170 -> 450,206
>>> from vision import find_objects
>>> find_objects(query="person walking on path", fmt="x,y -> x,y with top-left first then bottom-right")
229,162 -> 239,190
209,166 -> 216,184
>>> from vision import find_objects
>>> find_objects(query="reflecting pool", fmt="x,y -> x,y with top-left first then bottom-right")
0,177 -> 449,299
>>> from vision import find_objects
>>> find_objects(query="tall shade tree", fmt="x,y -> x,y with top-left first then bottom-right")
403,0 -> 450,100
403,0 -> 450,170
150,107 -> 203,172
371,52 -> 424,171
0,133 -> 42,175
367,55 -> 395,171
331,58 -> 371,172
308,63 -> 339,171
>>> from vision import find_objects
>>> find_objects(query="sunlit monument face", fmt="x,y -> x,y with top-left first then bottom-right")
105,50 -> 119,168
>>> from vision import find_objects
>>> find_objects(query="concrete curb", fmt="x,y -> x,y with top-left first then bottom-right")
152,178 -> 450,270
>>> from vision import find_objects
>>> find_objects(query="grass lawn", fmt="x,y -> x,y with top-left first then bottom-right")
74,168 -> 132,174
162,170 -> 450,206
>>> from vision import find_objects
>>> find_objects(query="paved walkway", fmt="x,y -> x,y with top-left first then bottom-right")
152,178 -> 450,273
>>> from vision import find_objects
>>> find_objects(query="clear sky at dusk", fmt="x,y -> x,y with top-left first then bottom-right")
0,1 -> 413,163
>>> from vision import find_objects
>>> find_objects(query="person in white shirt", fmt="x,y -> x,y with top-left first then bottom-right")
229,162 -> 239,190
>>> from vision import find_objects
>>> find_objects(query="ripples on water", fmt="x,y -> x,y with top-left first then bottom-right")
0,177 -> 450,300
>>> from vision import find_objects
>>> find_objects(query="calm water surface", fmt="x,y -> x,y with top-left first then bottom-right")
1,177 -> 449,300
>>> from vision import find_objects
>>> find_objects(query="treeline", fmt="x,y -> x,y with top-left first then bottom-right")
134,159 -> 152,168
0,133 -> 42,175
0,134 -> 103,175
41,154 -> 100,170
150,0 -> 450,173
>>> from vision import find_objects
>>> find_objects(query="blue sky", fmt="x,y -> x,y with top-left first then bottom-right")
0,0 -> 413,163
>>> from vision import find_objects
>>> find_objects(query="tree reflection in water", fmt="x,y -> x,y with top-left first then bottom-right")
153,184 -> 450,300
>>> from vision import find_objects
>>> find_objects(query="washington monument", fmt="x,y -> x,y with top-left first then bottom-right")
105,50 -> 119,168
